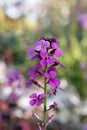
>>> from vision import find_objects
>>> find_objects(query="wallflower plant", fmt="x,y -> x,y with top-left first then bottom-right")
27,38 -> 65,130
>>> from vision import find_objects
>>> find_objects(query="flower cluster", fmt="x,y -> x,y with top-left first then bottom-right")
27,38 -> 65,130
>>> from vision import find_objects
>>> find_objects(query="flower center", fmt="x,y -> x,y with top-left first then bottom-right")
41,44 -> 45,48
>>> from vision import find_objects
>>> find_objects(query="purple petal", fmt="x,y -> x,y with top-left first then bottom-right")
49,102 -> 57,109
45,41 -> 50,48
54,79 -> 60,86
40,52 -> 48,58
49,67 -> 56,71
36,100 -> 43,106
40,59 -> 47,66
29,99 -> 36,106
28,48 -> 34,57
49,79 -> 60,87
32,72 -> 38,78
30,93 -> 37,98
55,49 -> 64,57
38,94 -> 45,98
27,69 -> 34,75
26,79 -> 33,88
56,40 -> 60,44
49,79 -> 56,87
49,71 -> 57,78
35,41 -> 42,51
31,54 -> 39,60
51,42 -> 58,49
44,73 -> 50,79
47,58 -> 55,65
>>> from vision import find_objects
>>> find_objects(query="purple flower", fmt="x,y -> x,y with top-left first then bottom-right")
29,93 -> 45,106
54,49 -> 64,57
48,102 -> 57,110
7,70 -> 22,87
27,38 -> 65,129
51,42 -> 59,49
78,13 -> 87,29
27,63 -> 41,78
40,52 -> 55,66
84,124 -> 87,130
26,78 -> 33,87
35,39 -> 50,52
45,70 -> 60,87
51,42 -> 64,57
28,48 -> 34,57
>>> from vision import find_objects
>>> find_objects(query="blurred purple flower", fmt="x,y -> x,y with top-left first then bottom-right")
78,13 -> 87,29
8,92 -> 20,101
28,48 -> 34,57
84,124 -> 87,130
7,70 -> 22,88
29,93 -> 45,106
27,63 -> 41,78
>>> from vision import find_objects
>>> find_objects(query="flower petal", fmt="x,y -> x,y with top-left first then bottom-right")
28,48 -> 34,57
44,73 -> 50,79
55,49 -> 64,57
36,100 -> 43,106
51,42 -> 58,49
30,93 -> 37,98
49,79 -> 56,87
40,59 -> 47,66
29,99 -> 36,106
49,71 -> 57,78
31,54 -> 39,60
40,52 -> 48,58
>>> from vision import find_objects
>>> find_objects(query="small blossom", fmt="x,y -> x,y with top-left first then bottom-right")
35,40 -> 50,52
29,93 -> 45,106
48,102 -> 57,111
51,42 -> 64,57
45,70 -> 60,87
27,63 -> 41,78
7,70 -> 22,88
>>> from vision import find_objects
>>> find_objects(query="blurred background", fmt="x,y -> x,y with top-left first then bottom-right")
0,0 -> 87,130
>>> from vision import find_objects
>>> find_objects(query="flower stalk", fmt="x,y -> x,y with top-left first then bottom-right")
27,38 -> 65,130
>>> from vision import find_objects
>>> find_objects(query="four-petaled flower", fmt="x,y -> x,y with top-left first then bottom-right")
27,63 -> 41,79
35,39 -> 50,52
29,93 -> 45,106
45,70 -> 60,87
51,42 -> 64,57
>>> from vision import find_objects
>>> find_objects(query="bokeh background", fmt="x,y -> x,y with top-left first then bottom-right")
0,0 -> 87,130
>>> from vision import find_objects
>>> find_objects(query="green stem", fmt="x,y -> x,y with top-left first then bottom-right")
43,67 -> 47,129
